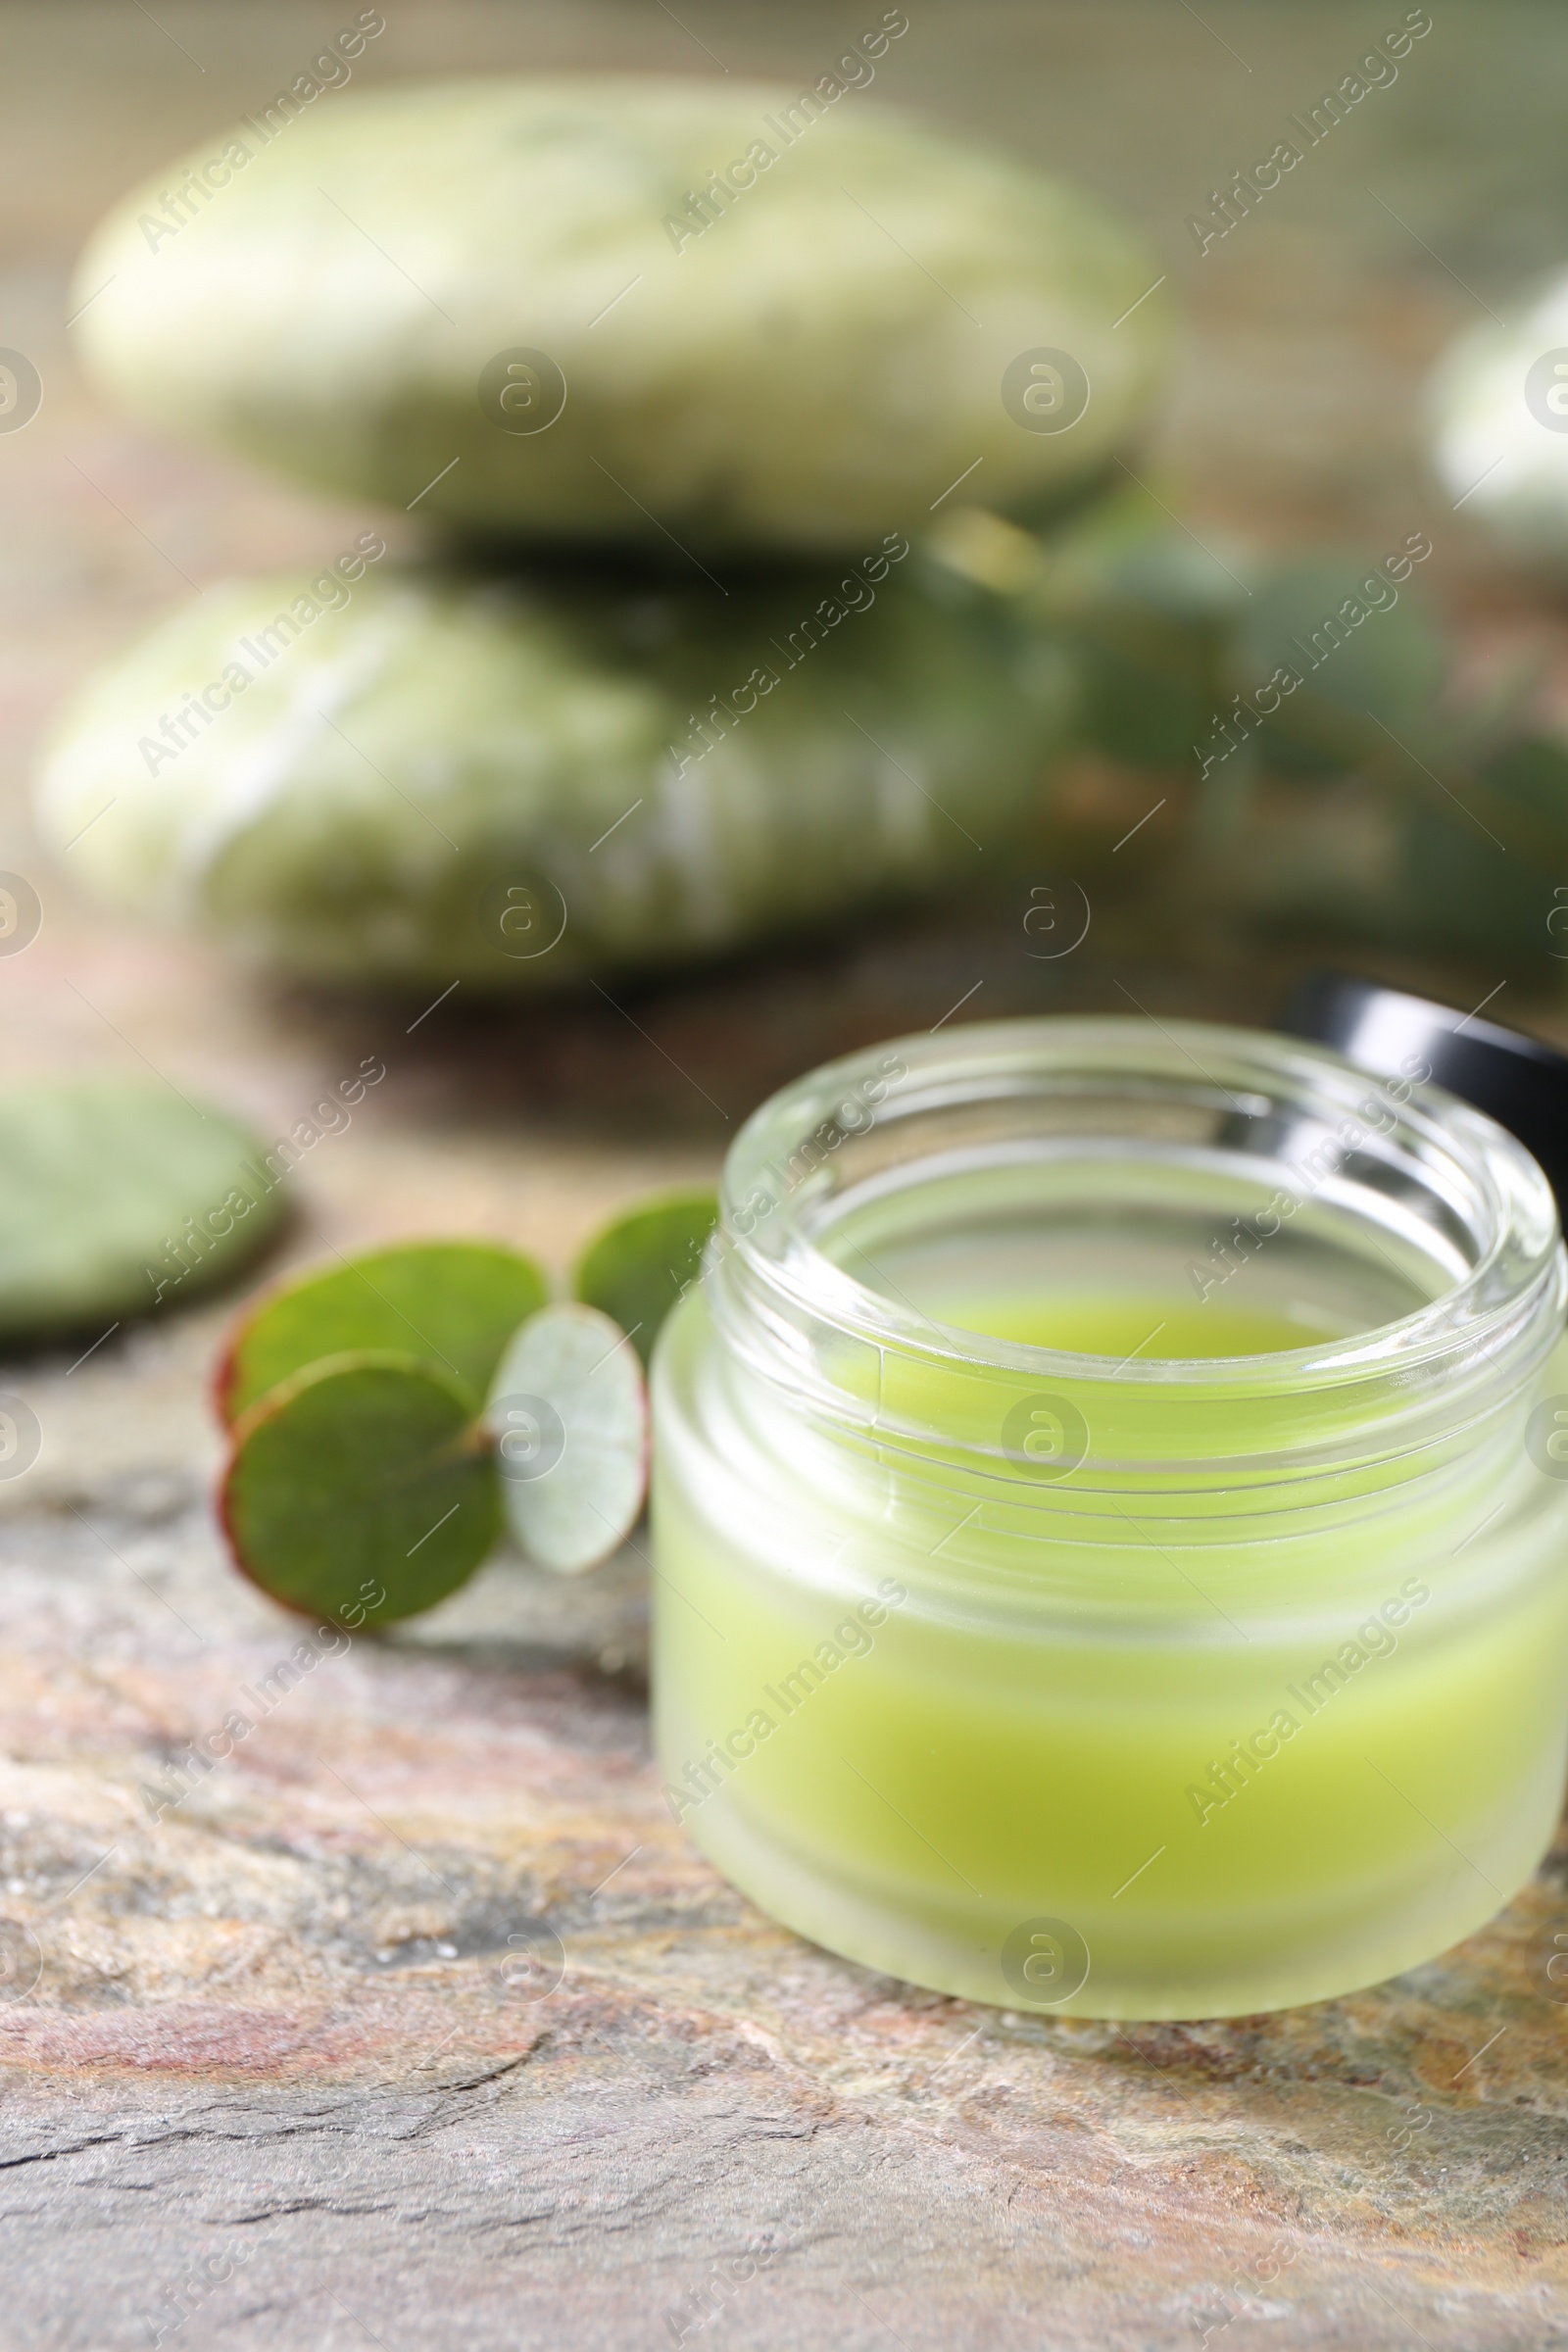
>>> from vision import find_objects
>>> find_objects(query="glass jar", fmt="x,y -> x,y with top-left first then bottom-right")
651,1016 -> 1568,2018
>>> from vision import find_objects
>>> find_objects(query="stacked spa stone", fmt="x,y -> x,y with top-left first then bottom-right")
41,75 -> 1173,989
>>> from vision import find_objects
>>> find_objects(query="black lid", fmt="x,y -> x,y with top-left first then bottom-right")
1278,971 -> 1568,1210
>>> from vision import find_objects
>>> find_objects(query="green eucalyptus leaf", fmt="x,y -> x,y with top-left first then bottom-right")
222,1351 -> 499,1624
1231,555 -> 1447,777
1397,735 -> 1568,961
1072,538 -> 1250,769
485,1305 -> 648,1576
1192,735 -> 1260,847
996,490 -> 1251,771
1474,732 -> 1568,838
218,1240 -> 548,1424
0,1076 -> 285,1346
572,1189 -> 718,1367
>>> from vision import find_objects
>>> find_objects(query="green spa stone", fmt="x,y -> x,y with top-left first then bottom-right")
0,1078 -> 285,1346
34,560 -> 1075,990
71,75 -> 1172,554
1427,269 -> 1568,569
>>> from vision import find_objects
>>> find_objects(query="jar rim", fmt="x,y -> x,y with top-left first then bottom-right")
715,1015 -> 1563,1408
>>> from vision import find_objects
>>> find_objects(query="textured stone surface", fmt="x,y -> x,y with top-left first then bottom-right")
0,1437 -> 1564,2347
1,1458 -> 1567,2350
5,5 -> 1568,2346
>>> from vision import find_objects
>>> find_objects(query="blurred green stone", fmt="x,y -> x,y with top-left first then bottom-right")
37,560 -> 1075,990
1428,275 -> 1568,571
72,76 -> 1173,556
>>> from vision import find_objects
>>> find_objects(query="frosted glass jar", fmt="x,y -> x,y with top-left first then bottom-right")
651,1017 -> 1568,2017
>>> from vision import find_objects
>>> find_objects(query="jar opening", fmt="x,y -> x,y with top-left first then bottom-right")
712,1017 -> 1563,1484
810,1136 -> 1451,1364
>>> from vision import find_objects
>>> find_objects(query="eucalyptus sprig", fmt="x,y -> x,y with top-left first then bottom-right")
214,1193 -> 717,1626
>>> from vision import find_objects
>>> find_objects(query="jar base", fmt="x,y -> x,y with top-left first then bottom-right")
680,1784 -> 1556,2020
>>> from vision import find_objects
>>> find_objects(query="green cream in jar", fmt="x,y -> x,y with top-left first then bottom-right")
652,1017 -> 1568,2017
